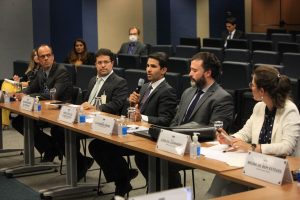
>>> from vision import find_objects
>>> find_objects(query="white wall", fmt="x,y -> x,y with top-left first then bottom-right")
97,0 -> 143,53
0,0 -> 33,79
197,0 -> 210,39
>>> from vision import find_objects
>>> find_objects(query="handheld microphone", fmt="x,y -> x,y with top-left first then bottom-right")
135,78 -> 145,93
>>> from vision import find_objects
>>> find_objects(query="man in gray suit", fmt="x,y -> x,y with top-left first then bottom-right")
171,52 -> 234,130
168,52 -> 235,188
118,26 -> 148,56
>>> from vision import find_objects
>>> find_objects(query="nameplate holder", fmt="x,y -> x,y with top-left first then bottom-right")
92,115 -> 115,135
243,151 -> 293,185
58,105 -> 77,124
20,96 -> 35,111
156,129 -> 190,156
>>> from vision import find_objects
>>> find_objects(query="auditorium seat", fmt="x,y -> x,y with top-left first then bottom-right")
271,33 -> 293,51
165,72 -> 182,99
150,45 -> 174,56
179,37 -> 201,51
124,69 -> 147,93
13,60 -> 29,77
281,52 -> 300,79
202,38 -> 224,48
63,64 -> 76,85
251,40 -> 273,51
175,45 -> 198,58
180,74 -> 191,99
220,61 -> 251,90
224,49 -> 251,63
296,34 -> 300,43
253,63 -> 284,74
277,42 -> 300,56
252,50 -> 279,65
168,57 -> 190,74
226,39 -> 248,49
117,53 -> 140,69
75,65 -> 96,91
246,32 -> 267,50
200,47 -> 224,62
139,55 -> 148,70
266,28 -> 287,40
113,67 -> 125,78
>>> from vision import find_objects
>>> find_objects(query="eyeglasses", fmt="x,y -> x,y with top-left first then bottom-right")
97,60 -> 111,65
39,54 -> 52,59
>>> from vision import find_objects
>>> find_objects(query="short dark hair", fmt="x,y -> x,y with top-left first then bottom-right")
129,26 -> 140,35
95,48 -> 115,62
148,52 -> 169,68
254,65 -> 291,108
226,17 -> 237,25
191,52 -> 222,80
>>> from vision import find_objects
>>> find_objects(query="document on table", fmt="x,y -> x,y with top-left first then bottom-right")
201,144 -> 247,167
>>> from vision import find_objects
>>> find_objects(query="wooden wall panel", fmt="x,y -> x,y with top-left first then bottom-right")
281,0 -> 300,30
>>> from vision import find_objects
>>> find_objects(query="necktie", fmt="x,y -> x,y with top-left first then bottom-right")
182,89 -> 204,124
88,78 -> 104,105
139,85 -> 153,111
128,43 -> 135,54
42,72 -> 49,94
224,32 -> 232,47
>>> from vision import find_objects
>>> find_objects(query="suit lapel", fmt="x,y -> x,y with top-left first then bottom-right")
140,82 -> 164,113
98,73 -> 114,96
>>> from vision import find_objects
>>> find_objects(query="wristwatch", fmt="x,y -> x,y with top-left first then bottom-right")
251,143 -> 257,151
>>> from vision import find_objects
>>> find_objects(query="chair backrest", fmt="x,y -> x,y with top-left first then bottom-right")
296,34 -> 300,43
266,28 -> 287,40
75,65 -> 96,91
124,69 -> 147,93
220,61 -> 251,90
113,67 -> 125,78
168,57 -> 190,74
281,52 -> 300,79
277,42 -> 300,56
179,37 -> 201,50
251,40 -> 273,51
224,49 -> 251,63
139,55 -> 148,70
271,33 -> 293,51
72,86 -> 83,105
226,39 -> 248,49
202,38 -> 224,48
117,53 -> 140,69
150,45 -> 174,56
252,50 -> 279,65
175,45 -> 199,58
245,32 -> 267,41
63,63 -> 76,85
181,74 -> 191,99
200,47 -> 224,62
13,60 -> 29,77
165,72 -> 182,100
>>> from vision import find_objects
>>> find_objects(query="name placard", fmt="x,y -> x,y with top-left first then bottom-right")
92,115 -> 115,135
20,96 -> 35,111
156,129 -> 190,156
58,105 -> 77,124
243,151 -> 293,185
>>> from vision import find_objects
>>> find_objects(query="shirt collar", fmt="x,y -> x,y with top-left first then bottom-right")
150,77 -> 165,91
97,70 -> 113,81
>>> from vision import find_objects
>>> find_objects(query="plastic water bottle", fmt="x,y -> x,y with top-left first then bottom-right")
33,96 -> 41,112
4,91 -> 10,103
190,133 -> 201,159
118,115 -> 127,137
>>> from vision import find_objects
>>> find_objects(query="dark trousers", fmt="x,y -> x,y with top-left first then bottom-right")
88,139 -> 134,187
11,115 -> 56,155
135,153 -> 182,190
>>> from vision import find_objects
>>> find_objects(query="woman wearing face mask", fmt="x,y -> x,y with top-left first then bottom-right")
118,26 -> 148,56
64,38 -> 95,66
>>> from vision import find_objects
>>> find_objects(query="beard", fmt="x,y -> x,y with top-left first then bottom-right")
190,76 -> 206,89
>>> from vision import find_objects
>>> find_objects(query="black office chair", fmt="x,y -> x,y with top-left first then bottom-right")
281,52 -> 300,79
251,40 -> 273,51
165,72 -> 182,100
13,60 -> 29,77
167,57 -> 190,74
246,32 -> 267,50
252,50 -> 280,65
63,63 -> 76,85
226,39 -> 248,49
179,37 -> 201,50
271,33 -> 293,51
75,65 -> 96,91
202,38 -> 224,48
124,69 -> 147,93
277,42 -> 300,55
224,49 -> 251,63
175,45 -> 199,58
117,53 -> 140,69
266,28 -> 287,40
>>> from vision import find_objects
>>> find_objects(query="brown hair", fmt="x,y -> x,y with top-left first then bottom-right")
25,49 -> 39,74
68,38 -> 89,64
254,65 -> 291,108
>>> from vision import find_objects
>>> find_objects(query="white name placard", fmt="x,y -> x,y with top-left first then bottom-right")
92,115 -> 115,135
20,96 -> 35,111
58,105 -> 77,124
156,129 -> 190,156
243,151 -> 292,185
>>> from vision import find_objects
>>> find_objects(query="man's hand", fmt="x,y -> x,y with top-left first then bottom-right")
128,92 -> 140,105
81,102 -> 94,110
14,93 -> 25,101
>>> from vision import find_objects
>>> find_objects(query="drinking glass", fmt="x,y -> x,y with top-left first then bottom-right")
214,121 -> 223,129
127,107 -> 136,122
49,88 -> 56,100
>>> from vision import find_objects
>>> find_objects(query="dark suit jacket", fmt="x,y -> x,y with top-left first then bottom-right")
84,72 -> 128,115
118,41 -> 148,56
171,82 -> 234,130
221,29 -> 244,41
139,80 -> 177,126
25,63 -> 73,102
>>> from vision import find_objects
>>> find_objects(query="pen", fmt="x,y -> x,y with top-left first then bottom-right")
222,146 -> 235,153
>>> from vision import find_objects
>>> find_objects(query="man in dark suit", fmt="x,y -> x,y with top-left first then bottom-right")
13,44 -> 93,181
81,48 -> 128,114
222,17 -> 244,47
118,26 -> 148,56
88,52 -> 177,197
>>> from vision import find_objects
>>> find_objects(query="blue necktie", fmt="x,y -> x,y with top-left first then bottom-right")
182,89 -> 204,124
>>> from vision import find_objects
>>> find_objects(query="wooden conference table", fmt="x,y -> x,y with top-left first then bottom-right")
1,101 -> 299,199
